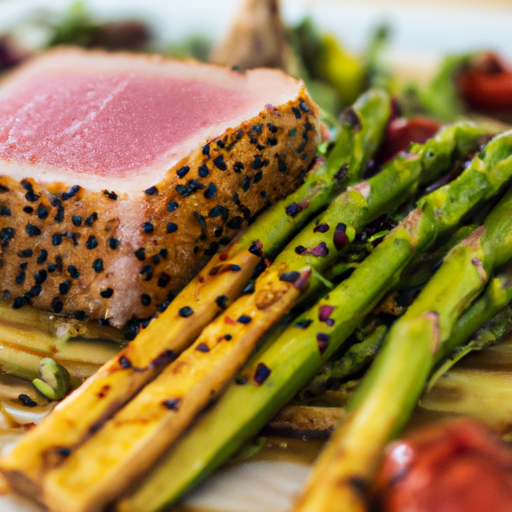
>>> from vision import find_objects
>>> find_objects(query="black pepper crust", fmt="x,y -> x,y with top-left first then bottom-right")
0,88 -> 320,326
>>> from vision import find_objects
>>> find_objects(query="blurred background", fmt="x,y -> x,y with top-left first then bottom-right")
1,0 -> 512,60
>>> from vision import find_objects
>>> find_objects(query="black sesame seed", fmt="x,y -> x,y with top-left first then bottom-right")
216,139 -> 225,148
13,296 -> 28,309
160,248 -> 169,258
295,245 -> 306,254
25,190 -> 40,202
204,241 -> 219,256
213,155 -> 227,171
215,295 -> 228,310
68,265 -> 80,279
61,185 -> 80,201
232,192 -> 240,205
219,236 -> 231,246
53,205 -> 64,223
227,216 -> 243,230
56,255 -> 63,271
152,254 -> 160,265
25,285 -> 41,298
196,343 -> 210,353
280,271 -> 300,283
18,249 -> 33,258
20,262 -> 27,270
157,273 -> 170,288
86,235 -> 98,250
100,288 -> 114,298
178,306 -> 193,318
119,356 -> 132,369
238,315 -> 251,324
103,190 -> 118,200
59,281 -> 70,295
84,212 -> 98,226
162,399 -> 180,411
93,259 -> 104,273
65,231 -> 78,246
292,106 -> 302,119
141,294 -> 152,306
176,166 -> 190,178
18,394 -> 37,408
252,123 -> 263,134
167,200 -> 178,212
52,234 -> 62,246
140,264 -> 153,281
37,250 -> 48,264
52,297 -> 64,313
21,180 -> 33,191
135,248 -> 146,261
25,224 -> 41,237
142,222 -> 154,233
299,100 -> 310,112
193,211 -> 206,241
0,184 -> 9,193
109,237 -> 120,249
204,182 -> 217,199
260,191 -> 268,198
233,161 -> 244,173
23,206 -> 33,214
224,334 -> 232,341
252,155 -> 264,170
230,264 -> 241,271
198,165 -> 209,178
214,226 -> 223,237
176,179 -> 205,197
202,143 -> 210,157
47,264 -> 56,273
242,177 -> 251,192
34,270 -> 47,285
278,158 -> 287,174
0,206 -> 11,217
74,310 -> 88,321
254,170 -> 263,183
144,186 -> 158,196
209,205 -> 225,218
267,137 -> 278,146
254,363 -> 271,385
1,227 -> 14,247
167,222 -> 178,234
15,271 -> 25,285
72,215 -> 82,227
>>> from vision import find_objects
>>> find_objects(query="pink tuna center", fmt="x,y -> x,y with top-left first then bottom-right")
0,72 -> 252,177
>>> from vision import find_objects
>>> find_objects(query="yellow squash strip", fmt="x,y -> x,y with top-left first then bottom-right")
0,247 -> 259,496
41,262 -> 308,512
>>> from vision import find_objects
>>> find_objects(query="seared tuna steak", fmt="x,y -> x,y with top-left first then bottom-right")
0,47 -> 320,326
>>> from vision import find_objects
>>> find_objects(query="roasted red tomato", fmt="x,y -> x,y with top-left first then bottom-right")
458,52 -> 512,111
373,116 -> 440,168
374,419 -> 512,512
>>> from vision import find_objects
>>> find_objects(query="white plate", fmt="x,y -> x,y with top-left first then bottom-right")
1,1 -> 512,511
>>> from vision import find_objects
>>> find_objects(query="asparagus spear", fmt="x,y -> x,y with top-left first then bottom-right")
115,129 -> 512,512
35,121 -> 492,512
429,261 -> 512,384
293,189 -> 512,512
0,90 -> 390,498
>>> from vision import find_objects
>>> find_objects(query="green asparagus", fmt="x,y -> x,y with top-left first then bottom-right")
115,130 -> 512,512
293,189 -> 512,512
